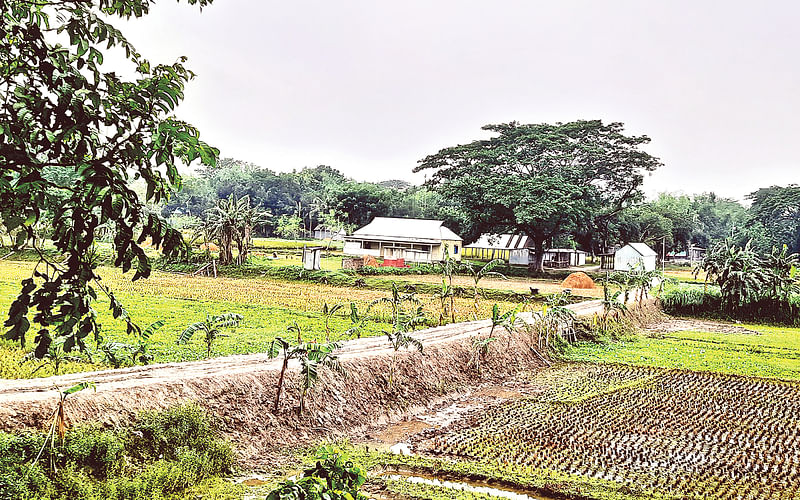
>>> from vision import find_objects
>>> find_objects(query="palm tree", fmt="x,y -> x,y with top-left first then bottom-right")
204,195 -> 269,265
177,313 -> 243,358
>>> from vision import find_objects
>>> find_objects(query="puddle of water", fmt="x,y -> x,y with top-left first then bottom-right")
383,473 -> 558,500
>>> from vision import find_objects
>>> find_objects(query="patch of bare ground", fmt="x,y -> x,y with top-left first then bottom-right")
644,317 -> 760,335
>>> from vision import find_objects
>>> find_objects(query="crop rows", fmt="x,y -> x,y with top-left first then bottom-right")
419,365 -> 800,499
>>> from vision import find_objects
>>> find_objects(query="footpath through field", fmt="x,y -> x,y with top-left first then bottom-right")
0,299 -> 608,429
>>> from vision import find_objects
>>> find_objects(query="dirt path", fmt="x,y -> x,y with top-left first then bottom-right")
389,274 -> 604,298
0,300 -> 606,405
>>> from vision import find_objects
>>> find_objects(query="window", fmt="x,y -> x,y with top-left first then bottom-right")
454,245 -> 459,254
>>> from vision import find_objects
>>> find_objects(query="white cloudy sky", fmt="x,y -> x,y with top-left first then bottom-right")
119,0 -> 800,200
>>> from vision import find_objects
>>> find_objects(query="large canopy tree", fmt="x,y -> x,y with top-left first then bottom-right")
746,185 -> 800,254
414,121 -> 662,271
1,0 -> 217,356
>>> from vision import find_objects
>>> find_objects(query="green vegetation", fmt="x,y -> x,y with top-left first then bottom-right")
563,323 -> 800,381
2,0 -> 218,358
0,403 -> 234,500
0,259 -> 528,379
266,446 -> 367,500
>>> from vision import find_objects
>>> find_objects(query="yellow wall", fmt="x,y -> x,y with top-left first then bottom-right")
462,247 -> 511,261
433,240 -> 463,261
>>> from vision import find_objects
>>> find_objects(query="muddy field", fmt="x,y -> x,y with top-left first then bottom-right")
360,363 -> 800,499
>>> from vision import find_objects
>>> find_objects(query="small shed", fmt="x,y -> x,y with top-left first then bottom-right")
543,248 -> 588,267
509,247 -> 588,268
302,246 -> 322,270
614,243 -> 657,271
312,224 -> 345,240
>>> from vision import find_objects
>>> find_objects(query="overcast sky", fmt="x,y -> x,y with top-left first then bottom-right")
120,1 -> 800,200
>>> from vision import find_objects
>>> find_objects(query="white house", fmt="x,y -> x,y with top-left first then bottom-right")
312,224 -> 345,240
614,243 -> 657,271
343,217 -> 463,263
509,248 -> 588,267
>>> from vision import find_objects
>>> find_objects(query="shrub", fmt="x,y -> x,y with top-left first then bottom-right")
0,403 -> 233,500
62,426 -> 127,478
661,286 -> 721,316
129,403 -> 233,472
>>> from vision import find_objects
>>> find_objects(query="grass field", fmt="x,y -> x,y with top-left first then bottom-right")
563,323 -> 800,381
0,259 -> 521,378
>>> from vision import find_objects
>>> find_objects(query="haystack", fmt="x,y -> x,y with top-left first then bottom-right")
561,271 -> 595,289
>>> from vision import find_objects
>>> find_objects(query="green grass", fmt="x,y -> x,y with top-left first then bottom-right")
0,403 -> 237,500
563,324 -> 800,380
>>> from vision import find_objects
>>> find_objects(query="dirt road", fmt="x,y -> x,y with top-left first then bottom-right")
0,298 -> 619,461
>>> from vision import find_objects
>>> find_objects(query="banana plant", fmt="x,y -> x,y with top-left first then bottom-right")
384,330 -> 423,389
134,319 -> 165,365
462,259 -> 507,320
368,282 -> 420,330
345,302 -> 368,338
28,382 -> 95,475
489,303 -> 519,338
440,246 -> 461,323
177,313 -> 243,358
298,341 -> 343,415
432,278 -> 453,326
23,337 -> 84,376
471,336 -> 497,375
267,338 -> 344,414
321,302 -> 345,341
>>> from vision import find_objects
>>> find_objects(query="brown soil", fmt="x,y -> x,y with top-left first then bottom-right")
560,271 -> 595,289
644,317 -> 760,335
0,298 -> 654,467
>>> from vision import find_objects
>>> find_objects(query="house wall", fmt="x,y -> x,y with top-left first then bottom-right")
614,247 -> 656,271
509,249 -> 532,266
343,241 -> 380,257
462,247 -> 511,261
431,240 -> 463,261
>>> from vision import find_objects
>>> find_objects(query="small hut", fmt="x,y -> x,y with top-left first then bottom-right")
613,243 -> 657,271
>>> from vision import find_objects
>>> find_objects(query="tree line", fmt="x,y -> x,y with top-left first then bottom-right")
159,153 -> 799,269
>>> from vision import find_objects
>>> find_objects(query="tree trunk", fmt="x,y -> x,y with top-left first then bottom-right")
273,357 -> 288,412
531,239 -> 546,273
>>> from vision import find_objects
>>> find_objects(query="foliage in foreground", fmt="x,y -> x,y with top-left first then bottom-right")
2,0 -> 217,358
266,446 -> 366,500
0,403 -> 233,500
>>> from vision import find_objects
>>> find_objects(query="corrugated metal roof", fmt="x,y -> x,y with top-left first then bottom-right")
467,233 -> 531,249
349,217 -> 462,242
626,243 -> 657,257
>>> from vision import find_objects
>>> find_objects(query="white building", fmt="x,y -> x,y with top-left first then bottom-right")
509,248 -> 588,267
614,243 -> 657,271
343,217 -> 463,263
